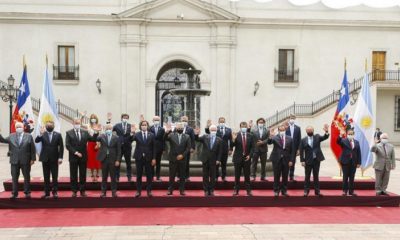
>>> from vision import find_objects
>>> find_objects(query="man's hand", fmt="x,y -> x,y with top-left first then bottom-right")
301,162 -> 305,167
40,126 -> 45,135
190,149 -> 195,154
107,112 -> 112,121
92,124 -> 102,132
269,128 -> 275,137
228,150 -> 233,156
206,119 -> 212,128
194,127 -> 200,135
289,162 -> 293,167
30,160 -> 35,166
216,161 -> 221,165
176,154 -> 184,161
131,124 -> 137,133
296,150 -> 300,156
245,156 -> 250,161
115,161 -> 120,167
356,164 -> 361,168
340,129 -> 346,137
323,124 -> 329,133
58,159 -> 63,165
151,159 -> 156,166
75,152 -> 83,158
139,114 -> 145,122
256,140 -> 264,147
165,123 -> 172,133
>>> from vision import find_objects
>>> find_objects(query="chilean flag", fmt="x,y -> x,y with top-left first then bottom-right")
10,64 -> 34,133
330,69 -> 350,161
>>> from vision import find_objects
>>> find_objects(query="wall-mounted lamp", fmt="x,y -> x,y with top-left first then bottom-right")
96,78 -> 101,94
253,81 -> 260,96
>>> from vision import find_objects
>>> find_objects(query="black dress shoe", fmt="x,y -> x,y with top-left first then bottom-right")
180,190 -> 186,196
382,191 -> 389,196
53,192 -> 58,199
260,177 -> 267,181
274,192 -> 279,197
167,190 -> 173,196
25,193 -> 31,199
349,192 -> 357,197
147,191 -> 153,198
156,178 -> 162,182
315,192 -> 323,197
135,191 -> 141,198
209,191 -> 215,196
222,178 -> 228,183
342,192 -> 347,196
247,190 -> 253,196
72,192 -> 77,197
41,194 -> 50,199
127,177 -> 132,182
376,192 -> 382,196
185,178 -> 191,182
303,191 -> 309,197
112,192 -> 118,198
281,192 -> 289,197
289,178 -> 297,183
80,191 -> 87,197
204,191 -> 209,196
251,177 -> 256,182
9,194 -> 17,199
233,189 -> 239,196
100,192 -> 106,198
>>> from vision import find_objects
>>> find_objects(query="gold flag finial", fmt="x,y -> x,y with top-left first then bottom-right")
365,58 -> 368,72
46,54 -> 48,67
344,58 -> 347,70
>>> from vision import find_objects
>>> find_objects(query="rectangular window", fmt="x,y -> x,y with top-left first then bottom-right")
275,49 -> 298,82
55,45 -> 78,80
395,96 -> 400,131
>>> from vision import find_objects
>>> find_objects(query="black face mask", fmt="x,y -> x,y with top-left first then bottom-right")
176,129 -> 183,134
307,132 -> 313,137
46,126 -> 54,132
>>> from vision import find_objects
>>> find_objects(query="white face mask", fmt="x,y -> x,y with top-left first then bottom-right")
153,121 -> 160,126
279,131 -> 286,136
73,124 -> 81,130
241,128 -> 247,133
210,131 -> 217,136
219,123 -> 225,127
381,139 -> 388,144
90,119 -> 97,124
289,119 -> 295,125
258,124 -> 264,128
347,135 -> 354,141
122,118 -> 128,123
16,127 -> 23,134
105,129 -> 112,135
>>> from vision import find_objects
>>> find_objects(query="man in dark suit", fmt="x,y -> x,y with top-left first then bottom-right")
97,124 -> 121,197
336,128 -> 361,196
130,120 -> 156,197
299,124 -> 330,197
205,117 -> 233,182
35,120 -> 64,199
286,114 -> 301,182
180,116 -> 195,182
65,118 -> 99,197
374,127 -> 382,141
268,124 -> 295,197
149,116 -> 165,182
251,118 -> 270,181
232,122 -> 255,196
0,122 -> 36,199
165,122 -> 191,195
195,125 -> 223,196
113,113 -> 133,182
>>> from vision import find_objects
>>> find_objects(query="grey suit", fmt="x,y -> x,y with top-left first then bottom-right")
165,132 -> 191,192
96,134 -> 121,194
371,142 -> 396,194
0,132 -> 36,196
250,127 -> 269,179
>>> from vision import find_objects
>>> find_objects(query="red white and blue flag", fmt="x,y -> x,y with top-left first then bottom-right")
11,63 -> 34,133
330,69 -> 351,162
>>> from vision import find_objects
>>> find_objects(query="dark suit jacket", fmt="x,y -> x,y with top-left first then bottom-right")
113,122 -> 132,148
183,126 -> 196,150
165,132 -> 191,162
267,134 -> 295,165
0,133 -> 36,164
251,127 -> 270,153
65,129 -> 98,162
205,126 -> 233,152
336,137 -> 362,166
299,133 -> 330,165
35,132 -> 64,162
96,134 -> 121,163
149,125 -> 165,153
286,124 -> 301,151
232,132 -> 255,163
131,131 -> 156,161
195,134 -> 223,164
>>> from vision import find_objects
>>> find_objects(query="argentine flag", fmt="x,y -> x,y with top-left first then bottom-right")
35,60 -> 61,153
353,71 -> 375,170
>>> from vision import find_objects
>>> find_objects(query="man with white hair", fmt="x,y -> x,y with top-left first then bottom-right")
195,124 -> 223,196
0,122 -> 36,199
165,122 -> 191,196
371,133 -> 396,196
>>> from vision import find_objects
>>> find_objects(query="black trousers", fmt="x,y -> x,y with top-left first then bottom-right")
304,160 -> 321,193
115,146 -> 132,179
69,159 -> 87,193
289,154 -> 297,179
153,150 -> 163,179
184,152 -> 192,179
101,158 -> 117,193
42,161 -> 59,194
342,164 -> 357,194
273,159 -> 289,193
216,150 -> 228,179
251,151 -> 268,178
11,163 -> 31,196
136,157 -> 153,192
202,160 -> 217,192
169,159 -> 186,191
234,158 -> 251,191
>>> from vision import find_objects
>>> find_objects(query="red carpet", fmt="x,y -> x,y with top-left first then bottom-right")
0,206 -> 399,228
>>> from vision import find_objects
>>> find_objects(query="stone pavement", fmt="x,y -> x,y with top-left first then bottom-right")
0,144 -> 399,239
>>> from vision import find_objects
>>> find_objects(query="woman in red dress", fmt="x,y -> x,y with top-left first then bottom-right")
85,113 -> 102,182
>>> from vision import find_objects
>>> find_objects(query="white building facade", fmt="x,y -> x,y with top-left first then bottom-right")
1,0 -> 400,143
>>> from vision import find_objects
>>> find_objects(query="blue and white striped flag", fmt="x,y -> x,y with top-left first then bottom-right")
353,71 -> 375,170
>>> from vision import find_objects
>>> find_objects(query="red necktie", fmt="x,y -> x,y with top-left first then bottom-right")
242,134 -> 247,155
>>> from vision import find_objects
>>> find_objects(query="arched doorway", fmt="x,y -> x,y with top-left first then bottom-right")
155,60 -> 201,126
